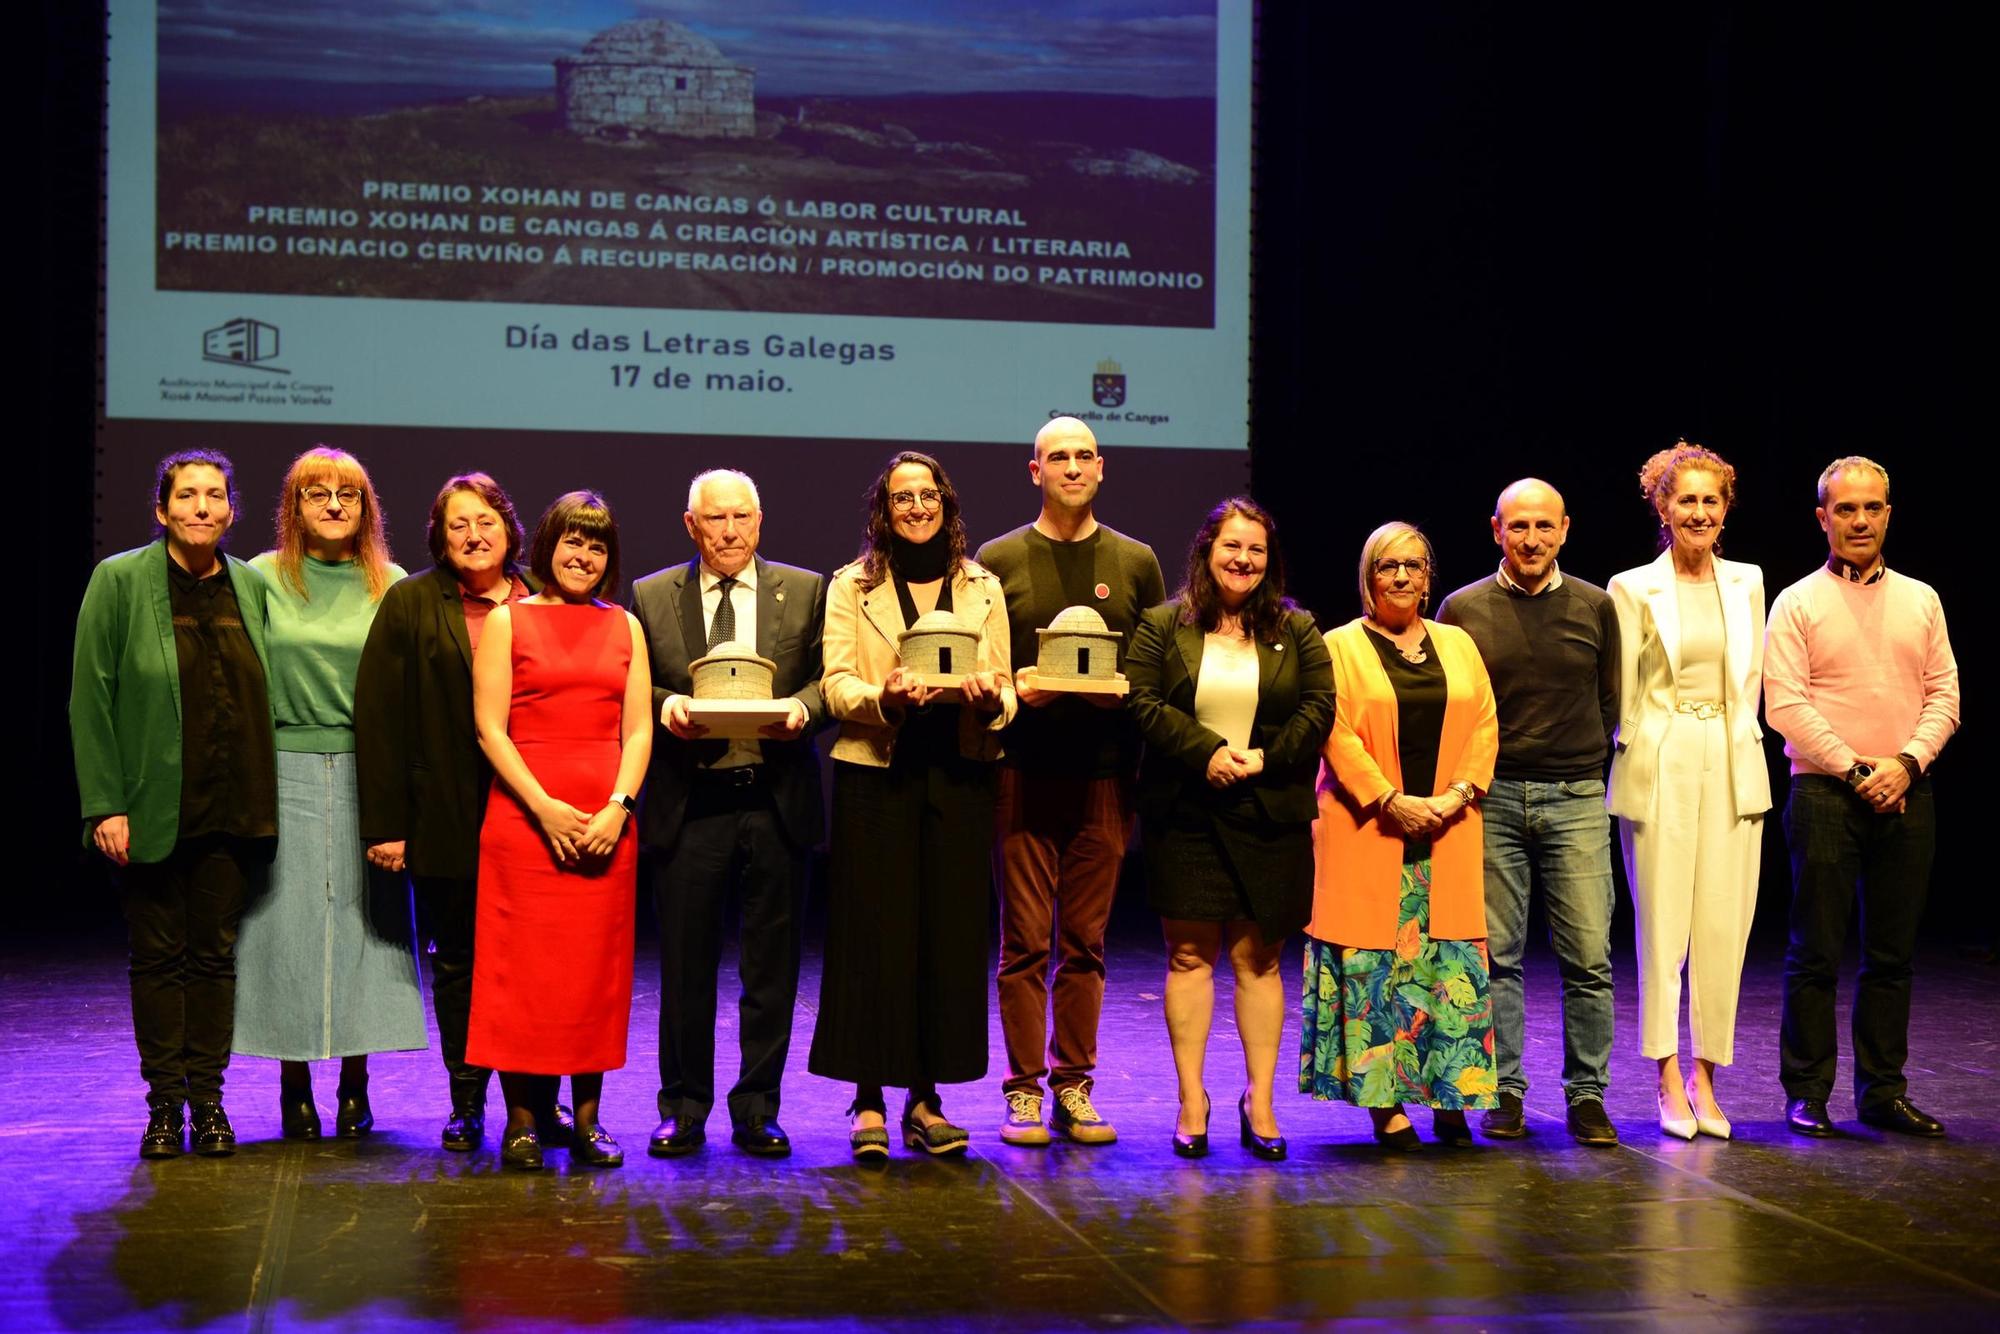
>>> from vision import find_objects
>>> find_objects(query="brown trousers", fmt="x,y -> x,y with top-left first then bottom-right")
995,767 -> 1134,1095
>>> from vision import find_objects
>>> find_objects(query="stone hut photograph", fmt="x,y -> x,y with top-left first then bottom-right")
1036,605 -> 1123,681
555,18 -> 754,140
897,610 -> 981,678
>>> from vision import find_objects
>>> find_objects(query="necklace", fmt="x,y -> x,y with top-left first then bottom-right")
1367,617 -> 1428,664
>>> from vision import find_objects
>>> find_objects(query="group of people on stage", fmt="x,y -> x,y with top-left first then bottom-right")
71,425 -> 1958,1167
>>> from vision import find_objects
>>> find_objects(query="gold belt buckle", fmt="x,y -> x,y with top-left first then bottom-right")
1675,700 -> 1725,721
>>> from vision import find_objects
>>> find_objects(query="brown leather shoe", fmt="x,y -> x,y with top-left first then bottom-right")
1481,1090 -> 1527,1139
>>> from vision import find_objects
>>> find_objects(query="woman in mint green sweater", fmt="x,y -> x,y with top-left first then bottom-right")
236,447 -> 422,1139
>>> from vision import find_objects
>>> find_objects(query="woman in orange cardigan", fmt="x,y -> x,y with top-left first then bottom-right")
1303,521 -> 1499,1151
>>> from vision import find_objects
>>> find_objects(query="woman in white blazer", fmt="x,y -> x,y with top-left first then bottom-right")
1608,442 -> 1771,1141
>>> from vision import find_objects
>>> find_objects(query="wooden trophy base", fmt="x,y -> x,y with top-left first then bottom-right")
684,699 -> 796,739
1016,667 -> 1130,696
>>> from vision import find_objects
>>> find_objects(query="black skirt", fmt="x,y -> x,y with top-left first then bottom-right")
1142,794 -> 1312,941
808,749 -> 999,1088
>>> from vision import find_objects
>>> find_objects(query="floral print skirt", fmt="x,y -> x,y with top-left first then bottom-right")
1299,855 -> 1499,1110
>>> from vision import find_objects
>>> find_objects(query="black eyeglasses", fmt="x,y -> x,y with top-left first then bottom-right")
889,488 -> 943,512
301,486 -> 364,509
1373,558 -> 1429,578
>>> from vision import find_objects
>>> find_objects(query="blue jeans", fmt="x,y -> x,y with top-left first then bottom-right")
1482,778 -> 1617,1103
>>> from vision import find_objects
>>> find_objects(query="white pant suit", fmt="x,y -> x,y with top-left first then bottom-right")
1607,551 -> 1772,1063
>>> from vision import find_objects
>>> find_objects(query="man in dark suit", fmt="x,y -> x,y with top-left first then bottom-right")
355,473 -> 531,1151
632,468 -> 827,1158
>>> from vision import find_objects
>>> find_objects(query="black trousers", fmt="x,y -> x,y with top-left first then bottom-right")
652,776 -> 807,1128
412,874 -> 486,1085
1779,775 -> 1936,1112
809,756 -> 998,1090
118,835 -> 263,1101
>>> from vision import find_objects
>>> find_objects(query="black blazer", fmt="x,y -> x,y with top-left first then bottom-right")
630,555 -> 829,853
1126,602 -> 1336,827
354,565 -> 519,881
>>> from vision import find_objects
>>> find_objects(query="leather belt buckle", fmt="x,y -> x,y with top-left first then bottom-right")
1673,700 -> 1725,721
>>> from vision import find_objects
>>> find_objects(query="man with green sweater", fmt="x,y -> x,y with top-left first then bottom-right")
976,417 -> 1166,1146
1437,478 -> 1622,1146
70,450 -> 277,1159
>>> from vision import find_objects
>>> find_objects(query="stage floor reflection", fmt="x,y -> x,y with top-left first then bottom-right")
8,930 -> 1996,1330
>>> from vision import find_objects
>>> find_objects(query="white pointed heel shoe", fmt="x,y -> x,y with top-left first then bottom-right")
1657,1089 -> 1697,1140
1687,1080 -> 1731,1140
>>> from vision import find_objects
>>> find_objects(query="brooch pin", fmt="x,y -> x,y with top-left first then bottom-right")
1094,582 -> 1110,600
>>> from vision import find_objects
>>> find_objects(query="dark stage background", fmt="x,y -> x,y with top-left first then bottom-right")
30,5 -> 1983,941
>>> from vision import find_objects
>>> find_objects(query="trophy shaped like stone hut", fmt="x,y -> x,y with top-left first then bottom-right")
897,610 -> 981,680
1021,605 -> 1129,696
690,640 -> 777,699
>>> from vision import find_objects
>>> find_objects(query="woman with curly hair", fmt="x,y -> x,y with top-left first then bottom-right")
809,450 -> 1015,1160
236,446 -> 421,1140
1126,497 -> 1334,1162
1607,441 -> 1770,1140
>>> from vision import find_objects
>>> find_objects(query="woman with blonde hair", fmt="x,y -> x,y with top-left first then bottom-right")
236,446 -> 423,1139
1608,441 -> 1769,1139
1304,521 -> 1500,1151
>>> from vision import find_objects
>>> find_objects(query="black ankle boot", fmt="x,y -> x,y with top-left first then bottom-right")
279,1077 -> 322,1140
443,1070 -> 489,1151
140,1095 -> 185,1160
335,1078 -> 374,1138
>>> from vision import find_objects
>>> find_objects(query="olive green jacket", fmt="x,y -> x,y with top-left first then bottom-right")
70,541 -> 274,864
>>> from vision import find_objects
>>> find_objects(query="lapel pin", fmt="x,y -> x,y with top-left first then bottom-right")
1094,582 -> 1110,600
776,590 -> 785,602
1275,642 -> 1284,652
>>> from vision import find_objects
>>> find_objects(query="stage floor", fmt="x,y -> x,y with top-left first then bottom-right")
7,929 -> 1995,1330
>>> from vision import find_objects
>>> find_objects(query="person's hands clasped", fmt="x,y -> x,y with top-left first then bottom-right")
1206,746 -> 1253,789
534,796 -> 593,863
92,814 -> 131,867
1423,789 -> 1470,825
1853,754 -> 1911,813
365,839 -> 407,873
1382,792 -> 1443,838
758,698 -> 810,740
662,694 -> 710,740
959,670 -> 1002,714
578,803 -> 628,858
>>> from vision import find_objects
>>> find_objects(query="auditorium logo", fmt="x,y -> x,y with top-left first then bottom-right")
202,317 -> 289,374
1092,358 -> 1126,408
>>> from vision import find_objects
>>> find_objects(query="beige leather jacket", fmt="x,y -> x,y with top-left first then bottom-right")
822,558 -> 1016,766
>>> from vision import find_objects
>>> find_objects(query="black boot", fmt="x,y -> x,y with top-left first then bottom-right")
442,1069 -> 490,1152
280,1071 -> 321,1140
140,1095 -> 185,1160
335,1076 -> 374,1138
189,1100 -> 237,1157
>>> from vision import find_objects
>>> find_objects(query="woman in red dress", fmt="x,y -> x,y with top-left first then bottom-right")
467,491 -> 652,1170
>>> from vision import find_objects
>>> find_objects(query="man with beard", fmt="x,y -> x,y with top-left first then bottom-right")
1437,478 -> 1622,1145
976,417 -> 1165,1146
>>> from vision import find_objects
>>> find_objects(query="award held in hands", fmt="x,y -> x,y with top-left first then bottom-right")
1016,605 -> 1129,696
896,610 -> 982,702
686,640 -> 794,738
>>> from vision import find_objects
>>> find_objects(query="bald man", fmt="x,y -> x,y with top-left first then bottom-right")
1437,479 -> 1622,1145
976,418 -> 1165,1146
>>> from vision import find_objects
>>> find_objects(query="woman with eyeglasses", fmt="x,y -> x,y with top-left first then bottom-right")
1303,521 -> 1499,1151
1607,443 -> 1768,1140
810,451 -> 1015,1160
235,447 -> 422,1140
355,473 -> 534,1152
1125,497 -> 1333,1162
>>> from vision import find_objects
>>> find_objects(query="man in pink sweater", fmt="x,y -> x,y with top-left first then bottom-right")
1765,457 -> 1959,1139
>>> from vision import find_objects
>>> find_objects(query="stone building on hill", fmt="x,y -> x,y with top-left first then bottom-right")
555,19 -> 754,139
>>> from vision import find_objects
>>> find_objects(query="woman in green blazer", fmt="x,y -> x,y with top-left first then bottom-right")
70,449 -> 277,1160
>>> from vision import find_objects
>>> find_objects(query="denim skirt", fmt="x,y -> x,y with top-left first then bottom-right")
233,750 -> 427,1060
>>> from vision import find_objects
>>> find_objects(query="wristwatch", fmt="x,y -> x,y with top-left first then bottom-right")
1448,781 -> 1478,807
1844,762 -> 1873,789
608,792 -> 637,815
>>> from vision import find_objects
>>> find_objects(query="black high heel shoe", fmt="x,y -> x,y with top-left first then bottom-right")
1371,1109 -> 1423,1153
1238,1092 -> 1287,1161
280,1083 -> 322,1140
1172,1092 -> 1211,1158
